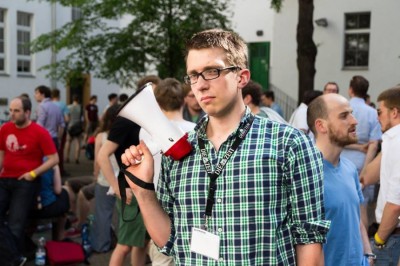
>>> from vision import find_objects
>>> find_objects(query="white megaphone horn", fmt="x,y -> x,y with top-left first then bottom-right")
117,82 -> 192,160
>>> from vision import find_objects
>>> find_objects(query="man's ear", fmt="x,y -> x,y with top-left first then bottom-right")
243,94 -> 252,105
392,107 -> 399,119
315,118 -> 328,134
237,69 -> 251,89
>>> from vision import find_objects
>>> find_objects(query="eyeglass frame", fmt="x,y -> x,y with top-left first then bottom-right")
183,66 -> 241,85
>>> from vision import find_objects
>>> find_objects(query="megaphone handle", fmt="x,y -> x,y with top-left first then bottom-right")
120,166 -> 155,191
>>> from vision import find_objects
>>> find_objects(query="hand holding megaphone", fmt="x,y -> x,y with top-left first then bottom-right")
118,82 -> 192,160
121,141 -> 155,191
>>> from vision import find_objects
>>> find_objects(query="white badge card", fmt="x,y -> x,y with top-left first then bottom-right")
190,227 -> 220,260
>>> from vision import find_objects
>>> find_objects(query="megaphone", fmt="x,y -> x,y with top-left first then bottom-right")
118,82 -> 192,160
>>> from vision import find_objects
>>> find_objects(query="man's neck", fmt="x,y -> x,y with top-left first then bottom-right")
206,104 -> 246,151
188,107 -> 200,117
316,140 -> 342,166
163,110 -> 184,122
248,104 -> 260,116
15,120 -> 31,129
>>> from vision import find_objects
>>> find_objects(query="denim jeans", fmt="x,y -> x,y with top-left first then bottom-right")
0,178 -> 39,252
90,183 -> 116,252
371,235 -> 400,266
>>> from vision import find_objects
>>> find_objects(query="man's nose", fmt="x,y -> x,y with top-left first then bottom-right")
350,114 -> 358,125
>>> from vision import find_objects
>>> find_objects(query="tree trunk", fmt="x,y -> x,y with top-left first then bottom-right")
296,0 -> 316,104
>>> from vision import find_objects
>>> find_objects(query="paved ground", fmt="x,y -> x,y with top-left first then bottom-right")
26,147 -> 132,266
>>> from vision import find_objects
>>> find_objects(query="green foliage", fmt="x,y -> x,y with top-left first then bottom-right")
270,0 -> 283,12
30,0 -> 231,88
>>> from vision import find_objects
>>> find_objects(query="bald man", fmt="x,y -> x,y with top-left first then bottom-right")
307,94 -> 373,266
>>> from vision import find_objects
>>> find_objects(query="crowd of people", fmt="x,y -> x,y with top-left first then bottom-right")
0,28 -> 399,266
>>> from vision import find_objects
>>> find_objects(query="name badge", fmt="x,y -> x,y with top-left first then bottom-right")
190,227 -> 220,260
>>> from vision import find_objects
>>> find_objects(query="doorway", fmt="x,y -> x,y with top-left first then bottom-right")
66,73 -> 91,105
249,42 -> 270,91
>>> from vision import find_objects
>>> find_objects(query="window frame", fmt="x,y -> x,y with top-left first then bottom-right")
0,8 -> 6,73
343,12 -> 371,70
16,11 -> 32,75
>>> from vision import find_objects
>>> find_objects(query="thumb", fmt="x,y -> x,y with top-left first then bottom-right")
138,140 -> 152,156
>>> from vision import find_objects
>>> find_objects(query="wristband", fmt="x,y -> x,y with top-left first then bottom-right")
29,170 -> 37,179
374,232 -> 385,245
364,253 -> 376,260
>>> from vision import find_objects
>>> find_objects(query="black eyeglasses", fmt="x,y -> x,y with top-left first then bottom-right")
183,66 -> 240,85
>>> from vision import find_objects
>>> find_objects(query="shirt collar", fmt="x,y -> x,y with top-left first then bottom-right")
350,97 -> 366,104
196,106 -> 253,140
42,97 -> 51,103
383,123 -> 400,140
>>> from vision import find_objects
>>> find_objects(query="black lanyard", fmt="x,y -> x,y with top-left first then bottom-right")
198,115 -> 254,229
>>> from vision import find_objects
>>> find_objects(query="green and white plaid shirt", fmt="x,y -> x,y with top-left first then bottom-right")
157,107 -> 330,265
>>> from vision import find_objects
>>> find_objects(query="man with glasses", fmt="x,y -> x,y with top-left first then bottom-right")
121,29 -> 329,265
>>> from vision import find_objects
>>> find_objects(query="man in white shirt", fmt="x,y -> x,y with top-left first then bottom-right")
372,86 -> 400,265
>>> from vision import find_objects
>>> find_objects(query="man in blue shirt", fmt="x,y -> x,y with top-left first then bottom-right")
308,93 -> 374,265
34,85 -> 65,149
341,76 -> 381,229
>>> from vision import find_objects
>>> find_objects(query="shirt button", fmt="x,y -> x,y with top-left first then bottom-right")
219,257 -> 224,262
218,228 -> 223,232
216,198 -> 222,203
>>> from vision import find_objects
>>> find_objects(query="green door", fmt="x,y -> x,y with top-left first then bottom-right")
249,42 -> 270,91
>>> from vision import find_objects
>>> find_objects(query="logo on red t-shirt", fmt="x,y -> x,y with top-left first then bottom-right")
6,134 -> 27,152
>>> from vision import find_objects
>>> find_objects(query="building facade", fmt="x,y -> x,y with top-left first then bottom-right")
0,0 -> 120,121
269,0 -> 400,104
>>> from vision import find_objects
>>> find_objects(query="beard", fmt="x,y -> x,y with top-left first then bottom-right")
12,117 -> 27,127
328,124 -> 358,147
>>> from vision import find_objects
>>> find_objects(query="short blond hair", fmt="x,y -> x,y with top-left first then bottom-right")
185,29 -> 248,69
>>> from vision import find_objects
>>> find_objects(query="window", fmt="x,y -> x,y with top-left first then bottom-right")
17,11 -> 32,74
71,7 -> 82,21
344,12 -> 371,68
0,9 -> 5,72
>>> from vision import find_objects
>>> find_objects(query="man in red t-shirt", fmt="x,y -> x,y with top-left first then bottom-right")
0,96 -> 59,264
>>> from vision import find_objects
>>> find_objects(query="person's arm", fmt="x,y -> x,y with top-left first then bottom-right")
361,140 -> 379,170
360,152 -> 381,187
93,133 -> 103,178
375,202 -> 400,243
97,140 -> 120,197
63,105 -> 70,124
345,143 -> 369,153
19,153 -> 59,181
295,244 -> 324,266
52,164 -> 62,195
84,107 -> 89,126
36,104 -> 45,126
288,133 -> 330,261
360,221 -> 374,266
122,141 -> 171,247
0,150 -> 3,170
